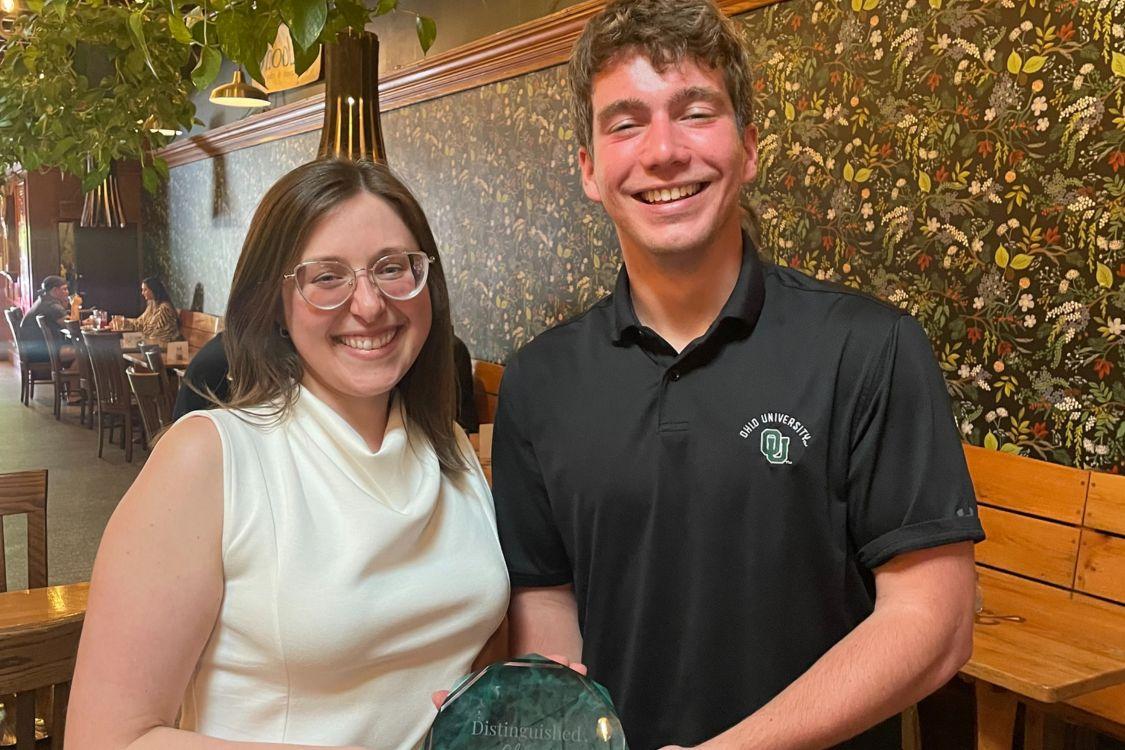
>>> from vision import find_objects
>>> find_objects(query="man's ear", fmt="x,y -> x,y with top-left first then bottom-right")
741,124 -> 759,184
578,146 -> 602,203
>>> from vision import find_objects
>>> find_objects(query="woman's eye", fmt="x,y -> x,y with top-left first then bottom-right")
313,273 -> 343,284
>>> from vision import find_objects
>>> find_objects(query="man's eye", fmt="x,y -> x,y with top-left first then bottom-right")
609,121 -> 638,133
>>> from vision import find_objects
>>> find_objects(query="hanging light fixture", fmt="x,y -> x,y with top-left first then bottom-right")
318,29 -> 386,163
80,159 -> 126,228
209,70 -> 270,108
142,115 -> 182,137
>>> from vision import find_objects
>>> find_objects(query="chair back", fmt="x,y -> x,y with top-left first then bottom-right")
36,316 -> 66,374
0,470 -> 48,593
471,360 -> 504,424
4,307 -> 27,363
126,367 -> 169,446
0,616 -> 82,750
82,332 -> 130,410
65,322 -> 94,384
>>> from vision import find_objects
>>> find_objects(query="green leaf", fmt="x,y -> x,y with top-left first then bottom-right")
1113,51 -> 1125,79
142,164 -> 160,194
375,0 -> 397,14
927,0 -> 941,8
127,11 -> 158,77
1096,262 -> 1114,288
168,14 -> 193,45
995,245 -> 1010,268
191,45 -> 222,90
416,15 -> 437,54
1006,51 -> 1022,75
81,165 -> 110,194
843,162 -> 855,182
862,0 -> 878,9
1022,55 -> 1047,74
851,0 -> 862,11
1000,442 -> 1021,454
281,0 -> 327,51
784,101 -> 795,121
1009,254 -> 1033,270
152,157 -> 170,180
292,40 -> 321,76
918,171 -> 931,192
984,432 -> 999,451
854,167 -> 872,183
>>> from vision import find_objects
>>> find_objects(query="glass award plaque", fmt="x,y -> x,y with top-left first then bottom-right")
425,654 -> 627,750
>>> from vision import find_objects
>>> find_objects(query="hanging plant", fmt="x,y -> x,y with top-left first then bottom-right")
0,0 -> 436,191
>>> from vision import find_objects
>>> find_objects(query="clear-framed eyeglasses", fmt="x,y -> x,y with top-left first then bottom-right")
284,251 -> 434,310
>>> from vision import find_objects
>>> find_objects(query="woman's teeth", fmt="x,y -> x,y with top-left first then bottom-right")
338,330 -> 396,350
639,183 -> 704,204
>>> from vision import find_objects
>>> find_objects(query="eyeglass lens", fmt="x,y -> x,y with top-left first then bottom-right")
295,253 -> 429,309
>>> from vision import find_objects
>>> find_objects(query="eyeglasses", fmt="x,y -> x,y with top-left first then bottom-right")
284,251 -> 434,310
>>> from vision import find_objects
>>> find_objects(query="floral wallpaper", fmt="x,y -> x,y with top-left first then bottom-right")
744,0 -> 1125,470
146,0 -> 1124,470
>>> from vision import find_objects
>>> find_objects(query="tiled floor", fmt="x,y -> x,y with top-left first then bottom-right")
0,361 -> 144,586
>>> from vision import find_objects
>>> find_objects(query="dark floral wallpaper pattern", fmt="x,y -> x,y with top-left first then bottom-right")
144,0 -> 1124,470
742,0 -> 1124,469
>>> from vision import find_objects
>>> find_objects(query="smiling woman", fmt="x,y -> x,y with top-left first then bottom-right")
64,158 -> 509,750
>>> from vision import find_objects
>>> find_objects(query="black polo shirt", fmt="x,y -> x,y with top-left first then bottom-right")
492,234 -> 985,750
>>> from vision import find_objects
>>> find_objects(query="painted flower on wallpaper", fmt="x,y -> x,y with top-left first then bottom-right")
743,0 -> 1125,469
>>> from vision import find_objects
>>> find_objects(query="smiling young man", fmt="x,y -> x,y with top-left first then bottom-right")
490,1 -> 985,749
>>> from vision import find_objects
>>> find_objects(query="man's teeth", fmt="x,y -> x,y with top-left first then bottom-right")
338,331 -> 396,350
639,183 -> 703,204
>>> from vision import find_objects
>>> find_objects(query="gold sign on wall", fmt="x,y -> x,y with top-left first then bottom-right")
261,24 -> 322,93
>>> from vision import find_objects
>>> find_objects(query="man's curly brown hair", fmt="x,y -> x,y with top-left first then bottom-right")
568,0 -> 755,152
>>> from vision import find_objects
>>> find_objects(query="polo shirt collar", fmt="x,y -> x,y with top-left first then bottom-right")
610,231 -> 766,345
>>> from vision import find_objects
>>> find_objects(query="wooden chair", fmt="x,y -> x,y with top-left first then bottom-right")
471,360 -> 504,424
0,470 -> 48,592
0,470 -> 73,750
83,331 -> 140,462
140,344 -> 176,416
35,316 -> 83,422
3,308 -> 51,407
126,366 -> 170,448
65,321 -> 96,429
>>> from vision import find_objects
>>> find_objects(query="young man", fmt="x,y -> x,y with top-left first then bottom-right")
491,1 -> 985,748
17,274 -> 70,363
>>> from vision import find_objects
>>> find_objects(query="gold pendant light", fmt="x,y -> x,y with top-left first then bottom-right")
317,30 -> 386,163
209,70 -> 270,109
80,160 -> 126,228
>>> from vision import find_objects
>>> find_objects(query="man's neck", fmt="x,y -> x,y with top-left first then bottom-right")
622,223 -> 744,354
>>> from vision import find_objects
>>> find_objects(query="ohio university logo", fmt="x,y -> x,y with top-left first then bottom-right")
738,412 -> 814,466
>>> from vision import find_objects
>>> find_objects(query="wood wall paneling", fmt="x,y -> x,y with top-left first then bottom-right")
157,0 -> 782,168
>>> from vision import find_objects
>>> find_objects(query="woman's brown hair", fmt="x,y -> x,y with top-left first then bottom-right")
221,158 -> 468,473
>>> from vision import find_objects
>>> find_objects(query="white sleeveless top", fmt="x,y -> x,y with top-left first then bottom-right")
179,387 -> 509,748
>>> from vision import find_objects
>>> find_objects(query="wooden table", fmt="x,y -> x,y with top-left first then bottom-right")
123,349 -> 194,372
0,583 -> 89,631
963,568 -> 1125,749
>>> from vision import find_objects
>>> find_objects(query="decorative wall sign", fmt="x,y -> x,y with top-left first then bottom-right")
261,24 -> 322,94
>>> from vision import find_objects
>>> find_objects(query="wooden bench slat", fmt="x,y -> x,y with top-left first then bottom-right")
1075,529 -> 1125,605
1086,473 -> 1125,537
977,506 -> 1080,588
965,444 -> 1088,523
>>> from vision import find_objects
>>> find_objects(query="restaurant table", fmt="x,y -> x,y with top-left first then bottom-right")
123,348 -> 194,372
963,568 -> 1125,749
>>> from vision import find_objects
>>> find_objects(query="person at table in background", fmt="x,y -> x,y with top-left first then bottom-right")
125,275 -> 181,343
67,158 -> 508,750
492,2 -> 984,749
173,329 -> 481,433
16,274 -> 74,364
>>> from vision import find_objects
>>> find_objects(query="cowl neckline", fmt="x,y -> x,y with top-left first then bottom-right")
289,386 -> 439,514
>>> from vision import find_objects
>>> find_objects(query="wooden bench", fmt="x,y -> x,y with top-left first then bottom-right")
964,444 -> 1125,746
178,310 -> 222,355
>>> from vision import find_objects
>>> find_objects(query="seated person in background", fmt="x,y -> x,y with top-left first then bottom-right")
126,276 -> 181,343
453,334 -> 479,433
171,331 -> 228,420
67,158 -> 508,749
17,275 -> 73,363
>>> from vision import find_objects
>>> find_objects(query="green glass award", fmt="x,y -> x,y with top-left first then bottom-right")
425,654 -> 627,750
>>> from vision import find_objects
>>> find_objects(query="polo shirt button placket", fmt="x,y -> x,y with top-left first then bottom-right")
668,368 -> 681,381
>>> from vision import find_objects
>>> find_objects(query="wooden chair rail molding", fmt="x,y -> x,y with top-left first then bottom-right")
157,0 -> 778,169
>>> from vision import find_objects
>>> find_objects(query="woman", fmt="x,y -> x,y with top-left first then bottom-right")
67,159 -> 509,749
126,276 -> 180,343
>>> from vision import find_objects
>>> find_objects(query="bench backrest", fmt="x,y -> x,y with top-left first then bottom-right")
472,360 -> 503,425
966,444 -> 1125,605
179,310 -> 223,353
